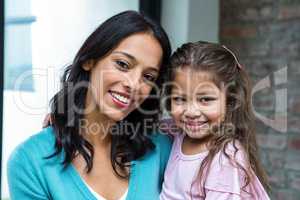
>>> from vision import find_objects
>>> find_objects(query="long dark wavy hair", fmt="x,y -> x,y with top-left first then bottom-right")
47,10 -> 171,178
163,41 -> 270,197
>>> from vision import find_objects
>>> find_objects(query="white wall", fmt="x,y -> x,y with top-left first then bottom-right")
161,0 -> 219,51
161,0 -> 190,51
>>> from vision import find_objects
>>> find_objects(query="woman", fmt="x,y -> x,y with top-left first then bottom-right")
7,10 -> 171,200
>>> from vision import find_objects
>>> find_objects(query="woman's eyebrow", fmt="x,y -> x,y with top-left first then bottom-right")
112,51 -> 137,62
147,67 -> 159,73
112,51 -> 159,72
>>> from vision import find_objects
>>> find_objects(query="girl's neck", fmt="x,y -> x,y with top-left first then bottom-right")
181,134 -> 213,155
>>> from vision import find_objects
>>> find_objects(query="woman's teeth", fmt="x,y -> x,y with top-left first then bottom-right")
110,92 -> 130,104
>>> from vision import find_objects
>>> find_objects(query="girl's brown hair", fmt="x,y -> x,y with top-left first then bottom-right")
163,41 -> 270,197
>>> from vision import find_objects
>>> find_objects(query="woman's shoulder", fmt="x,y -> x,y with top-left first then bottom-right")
150,130 -> 172,145
141,130 -> 172,166
8,126 -> 57,165
7,127 -> 67,199
16,126 -> 55,150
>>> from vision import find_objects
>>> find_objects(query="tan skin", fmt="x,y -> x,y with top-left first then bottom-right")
170,68 -> 226,156
70,32 -> 163,200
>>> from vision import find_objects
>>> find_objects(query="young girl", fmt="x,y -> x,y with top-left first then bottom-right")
159,41 -> 270,200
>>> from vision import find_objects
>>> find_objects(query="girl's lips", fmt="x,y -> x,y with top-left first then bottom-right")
181,120 -> 209,131
183,120 -> 208,126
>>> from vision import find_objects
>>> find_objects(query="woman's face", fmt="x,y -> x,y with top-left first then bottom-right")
84,33 -> 163,122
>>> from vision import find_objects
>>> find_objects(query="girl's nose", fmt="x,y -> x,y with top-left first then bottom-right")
184,103 -> 202,119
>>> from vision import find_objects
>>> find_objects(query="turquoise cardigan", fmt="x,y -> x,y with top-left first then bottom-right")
7,127 -> 171,200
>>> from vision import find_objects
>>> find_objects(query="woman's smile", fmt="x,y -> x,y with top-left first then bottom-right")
109,90 -> 132,108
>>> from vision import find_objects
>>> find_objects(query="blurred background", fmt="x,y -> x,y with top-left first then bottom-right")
0,0 -> 299,199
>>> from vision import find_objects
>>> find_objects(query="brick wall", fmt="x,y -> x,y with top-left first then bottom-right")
220,0 -> 300,199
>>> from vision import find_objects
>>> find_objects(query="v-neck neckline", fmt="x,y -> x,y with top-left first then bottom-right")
66,161 -> 138,200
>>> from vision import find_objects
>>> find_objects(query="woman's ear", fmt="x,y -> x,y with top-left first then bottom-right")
82,60 -> 95,71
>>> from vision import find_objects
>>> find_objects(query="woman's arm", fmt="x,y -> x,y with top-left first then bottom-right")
7,146 -> 49,200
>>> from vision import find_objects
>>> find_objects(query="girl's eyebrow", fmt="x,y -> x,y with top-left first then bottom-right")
171,89 -> 185,95
171,90 -> 186,97
196,91 -> 218,96
112,51 -> 159,72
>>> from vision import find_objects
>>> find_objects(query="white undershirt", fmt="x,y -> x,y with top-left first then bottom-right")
84,181 -> 128,200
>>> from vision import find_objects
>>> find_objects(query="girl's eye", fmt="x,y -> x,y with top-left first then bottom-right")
198,97 -> 216,103
115,60 -> 130,71
172,97 -> 186,104
143,73 -> 157,83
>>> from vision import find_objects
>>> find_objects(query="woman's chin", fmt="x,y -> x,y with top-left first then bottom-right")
104,111 -> 129,122
99,101 -> 133,122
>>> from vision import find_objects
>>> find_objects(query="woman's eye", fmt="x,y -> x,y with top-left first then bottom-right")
115,60 -> 129,71
143,73 -> 157,83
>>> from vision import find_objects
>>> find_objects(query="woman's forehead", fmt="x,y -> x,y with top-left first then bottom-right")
111,33 -> 163,69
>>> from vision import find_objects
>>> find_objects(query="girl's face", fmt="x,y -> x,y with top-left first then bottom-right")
170,68 -> 226,139
84,33 -> 163,122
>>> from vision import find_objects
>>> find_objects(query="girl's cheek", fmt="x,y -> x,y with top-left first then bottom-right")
205,101 -> 225,118
207,111 -> 224,123
171,105 -> 183,116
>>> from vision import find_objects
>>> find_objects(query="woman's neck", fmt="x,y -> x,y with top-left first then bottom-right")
80,89 -> 116,148
83,111 -> 113,145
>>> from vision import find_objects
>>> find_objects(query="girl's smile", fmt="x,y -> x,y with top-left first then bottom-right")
180,119 -> 209,132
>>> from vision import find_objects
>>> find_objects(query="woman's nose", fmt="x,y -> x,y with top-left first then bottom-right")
122,70 -> 141,93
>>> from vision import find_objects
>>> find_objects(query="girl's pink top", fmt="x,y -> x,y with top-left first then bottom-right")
159,133 -> 270,200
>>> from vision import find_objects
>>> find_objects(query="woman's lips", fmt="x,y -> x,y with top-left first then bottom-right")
109,90 -> 132,108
